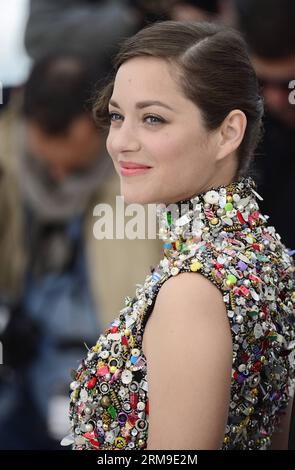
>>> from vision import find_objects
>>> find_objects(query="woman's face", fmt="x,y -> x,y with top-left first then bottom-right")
106,56 -> 221,204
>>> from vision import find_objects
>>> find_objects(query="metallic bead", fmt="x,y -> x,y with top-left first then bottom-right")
70,381 -> 80,391
121,369 -> 133,384
135,419 -> 148,432
236,315 -> 243,324
114,437 -> 126,449
210,217 -> 219,225
263,415 -> 269,426
137,401 -> 145,411
204,190 -> 219,205
100,382 -> 110,394
171,267 -> 179,276
101,396 -> 111,408
248,373 -> 260,388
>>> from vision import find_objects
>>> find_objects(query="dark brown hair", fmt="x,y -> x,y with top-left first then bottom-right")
93,20 -> 264,177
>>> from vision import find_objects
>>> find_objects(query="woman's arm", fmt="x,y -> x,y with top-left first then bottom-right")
143,272 -> 233,450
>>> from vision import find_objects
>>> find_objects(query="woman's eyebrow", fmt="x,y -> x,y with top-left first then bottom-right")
108,99 -> 174,111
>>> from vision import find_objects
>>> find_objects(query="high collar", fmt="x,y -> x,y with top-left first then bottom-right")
157,176 -> 266,256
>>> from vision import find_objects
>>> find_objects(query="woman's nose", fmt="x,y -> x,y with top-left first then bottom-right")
110,122 -> 141,153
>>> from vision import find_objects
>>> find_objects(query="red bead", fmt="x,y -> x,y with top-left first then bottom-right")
252,210 -> 260,220
121,336 -> 129,347
237,210 -> 246,225
215,262 -> 223,269
249,273 -> 262,283
85,431 -> 99,448
110,326 -> 119,333
89,438 -> 99,449
242,352 -> 249,363
127,411 -> 138,427
130,392 -> 138,409
252,361 -> 262,372
263,305 -> 268,319
239,285 -> 250,297
261,340 -> 269,352
96,365 -> 109,377
87,377 -> 97,389
252,243 -> 261,251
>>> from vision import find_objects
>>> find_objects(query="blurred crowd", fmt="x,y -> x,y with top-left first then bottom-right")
0,0 -> 294,450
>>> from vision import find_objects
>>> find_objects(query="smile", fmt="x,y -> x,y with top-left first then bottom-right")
119,161 -> 152,177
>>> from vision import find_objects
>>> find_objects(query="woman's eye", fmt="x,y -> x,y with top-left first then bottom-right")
108,112 -> 122,122
144,115 -> 164,125
108,112 -> 164,125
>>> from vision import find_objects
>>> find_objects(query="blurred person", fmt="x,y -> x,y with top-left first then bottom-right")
0,1 -> 34,440
0,0 -> 160,448
0,54 -> 106,449
235,0 -> 295,128
234,0 -> 295,252
124,0 -> 171,26
0,128 -> 26,300
24,0 -> 138,63
21,52 -> 161,330
22,54 -> 106,184
169,0 -> 220,22
0,54 -> 162,449
124,0 -> 221,24
0,95 -> 42,448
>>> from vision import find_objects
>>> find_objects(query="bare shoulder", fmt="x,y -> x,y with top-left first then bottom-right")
156,270 -> 228,316
143,271 -> 231,355
143,272 -> 233,450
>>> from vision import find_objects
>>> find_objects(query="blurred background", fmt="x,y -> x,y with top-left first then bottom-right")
0,0 -> 294,450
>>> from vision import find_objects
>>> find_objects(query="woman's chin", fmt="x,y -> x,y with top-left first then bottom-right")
120,184 -> 149,205
122,192 -> 150,205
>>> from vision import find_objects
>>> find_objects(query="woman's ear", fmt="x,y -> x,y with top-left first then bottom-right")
216,110 -> 247,162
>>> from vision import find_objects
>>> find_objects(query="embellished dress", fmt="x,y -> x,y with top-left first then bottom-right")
63,176 -> 295,450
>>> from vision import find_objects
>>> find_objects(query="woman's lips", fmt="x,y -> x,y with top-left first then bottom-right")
119,161 -> 152,177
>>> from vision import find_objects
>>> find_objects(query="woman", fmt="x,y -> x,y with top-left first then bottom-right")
64,21 -> 295,450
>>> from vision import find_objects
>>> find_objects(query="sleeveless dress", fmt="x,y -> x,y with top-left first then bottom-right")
62,176 -> 295,450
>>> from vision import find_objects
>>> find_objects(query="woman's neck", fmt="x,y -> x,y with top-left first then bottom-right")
157,175 -> 266,257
